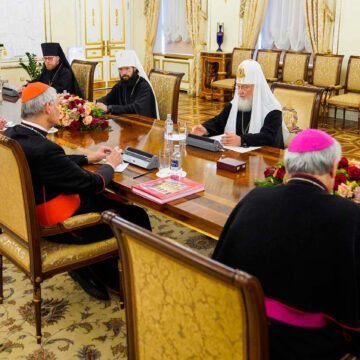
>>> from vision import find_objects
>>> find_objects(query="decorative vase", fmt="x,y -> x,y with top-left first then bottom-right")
216,23 -> 224,52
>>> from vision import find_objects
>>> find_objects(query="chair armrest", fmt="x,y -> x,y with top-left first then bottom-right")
40,212 -> 103,237
332,85 -> 344,90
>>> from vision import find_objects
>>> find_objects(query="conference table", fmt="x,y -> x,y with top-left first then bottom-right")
0,96 -> 284,239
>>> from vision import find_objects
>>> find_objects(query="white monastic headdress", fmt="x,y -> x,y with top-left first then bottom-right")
115,50 -> 159,119
224,59 -> 289,143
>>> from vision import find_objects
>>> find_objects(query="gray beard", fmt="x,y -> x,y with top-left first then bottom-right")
238,98 -> 252,112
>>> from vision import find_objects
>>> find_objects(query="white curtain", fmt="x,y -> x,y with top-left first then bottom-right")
261,0 -> 311,51
163,0 -> 189,43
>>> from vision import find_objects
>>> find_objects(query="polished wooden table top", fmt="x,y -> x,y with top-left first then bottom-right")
1,97 -> 284,238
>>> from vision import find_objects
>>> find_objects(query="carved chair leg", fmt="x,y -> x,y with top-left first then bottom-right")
342,109 -> 346,129
33,280 -> 42,344
0,254 -> 3,304
118,259 -> 124,309
324,104 -> 329,124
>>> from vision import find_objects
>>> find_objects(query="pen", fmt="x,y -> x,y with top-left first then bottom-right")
133,170 -> 154,179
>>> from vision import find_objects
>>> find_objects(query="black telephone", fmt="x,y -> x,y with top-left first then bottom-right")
3,86 -> 19,97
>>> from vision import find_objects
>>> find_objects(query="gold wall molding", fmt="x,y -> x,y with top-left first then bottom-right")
108,0 -> 126,45
85,0 -> 103,45
162,59 -> 190,83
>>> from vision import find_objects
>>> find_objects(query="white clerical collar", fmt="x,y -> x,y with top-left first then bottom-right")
21,120 -> 49,134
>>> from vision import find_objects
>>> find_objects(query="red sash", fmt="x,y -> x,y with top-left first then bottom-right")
36,194 -> 80,225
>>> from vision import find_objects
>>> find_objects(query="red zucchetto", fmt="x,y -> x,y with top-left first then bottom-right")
21,82 -> 50,103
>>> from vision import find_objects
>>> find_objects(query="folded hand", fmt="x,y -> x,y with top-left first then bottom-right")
220,132 -> 241,146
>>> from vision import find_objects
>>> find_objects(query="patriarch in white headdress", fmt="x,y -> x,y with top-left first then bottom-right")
225,59 -> 289,143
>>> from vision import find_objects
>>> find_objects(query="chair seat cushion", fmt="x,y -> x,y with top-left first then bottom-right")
327,93 -> 360,108
212,78 -> 235,90
0,232 -> 117,273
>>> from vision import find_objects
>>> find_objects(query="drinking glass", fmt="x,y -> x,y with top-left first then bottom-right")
177,120 -> 187,144
158,148 -> 171,176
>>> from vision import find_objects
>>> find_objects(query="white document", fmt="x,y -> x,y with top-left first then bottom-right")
95,160 -> 129,173
114,163 -> 129,173
210,135 -> 262,154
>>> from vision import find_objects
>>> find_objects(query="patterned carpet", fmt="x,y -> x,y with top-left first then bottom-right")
0,211 -> 215,360
2,94 -> 359,359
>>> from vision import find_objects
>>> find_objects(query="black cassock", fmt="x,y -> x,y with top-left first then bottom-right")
32,62 -> 82,96
212,176 -> 360,359
98,75 -> 157,118
202,103 -> 284,149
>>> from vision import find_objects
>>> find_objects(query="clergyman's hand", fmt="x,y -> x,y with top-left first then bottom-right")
220,132 -> 241,146
106,146 -> 123,170
0,117 -> 7,130
191,125 -> 208,136
95,102 -> 107,112
17,87 -> 24,95
87,146 -> 112,163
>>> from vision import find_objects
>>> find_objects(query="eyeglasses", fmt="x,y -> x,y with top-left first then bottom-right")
43,56 -> 57,62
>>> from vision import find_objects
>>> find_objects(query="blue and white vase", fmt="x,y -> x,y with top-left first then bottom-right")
216,23 -> 224,52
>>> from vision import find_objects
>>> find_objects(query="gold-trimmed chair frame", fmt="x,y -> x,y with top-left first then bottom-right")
256,49 -> 282,83
326,55 -> 360,131
71,59 -> 98,101
103,210 -> 269,360
148,69 -> 184,123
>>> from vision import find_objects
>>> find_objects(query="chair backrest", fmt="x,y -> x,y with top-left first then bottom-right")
312,54 -> 344,87
271,82 -> 324,131
148,69 -> 184,123
103,211 -> 269,360
71,60 -> 98,101
0,135 -> 40,271
256,50 -> 281,81
231,48 -> 255,77
282,51 -> 311,83
344,56 -> 360,93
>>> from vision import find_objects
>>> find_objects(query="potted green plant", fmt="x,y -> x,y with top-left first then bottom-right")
19,52 -> 43,81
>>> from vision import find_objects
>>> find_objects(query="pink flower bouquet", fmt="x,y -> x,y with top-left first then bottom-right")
57,94 -> 111,132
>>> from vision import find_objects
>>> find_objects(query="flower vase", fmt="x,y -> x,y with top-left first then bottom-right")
216,23 -> 224,52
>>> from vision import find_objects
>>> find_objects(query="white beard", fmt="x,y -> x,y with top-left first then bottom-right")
238,97 -> 252,112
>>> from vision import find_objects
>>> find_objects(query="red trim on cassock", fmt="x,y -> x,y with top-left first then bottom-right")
95,172 -> 106,194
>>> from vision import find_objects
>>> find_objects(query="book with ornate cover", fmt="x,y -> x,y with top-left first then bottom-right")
131,176 -> 205,204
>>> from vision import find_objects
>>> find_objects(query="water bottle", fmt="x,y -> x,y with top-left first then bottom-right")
165,113 -> 173,140
170,144 -> 182,177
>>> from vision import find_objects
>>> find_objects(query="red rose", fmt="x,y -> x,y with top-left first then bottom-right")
338,157 -> 349,170
74,99 -> 81,105
100,120 -> 109,130
348,166 -> 360,181
264,166 -> 277,178
64,95 -> 70,99
274,166 -> 286,181
80,99 -> 85,105
78,107 -> 85,114
334,172 -> 348,190
92,117 -> 99,127
68,101 -> 75,110
70,120 -> 81,131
